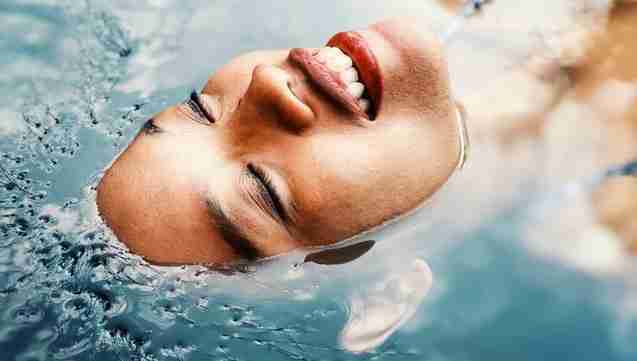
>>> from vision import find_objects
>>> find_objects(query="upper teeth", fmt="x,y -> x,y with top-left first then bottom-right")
347,82 -> 365,98
340,68 -> 358,83
315,47 -> 370,111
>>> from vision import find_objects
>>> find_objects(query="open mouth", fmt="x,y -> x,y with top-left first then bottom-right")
289,31 -> 383,120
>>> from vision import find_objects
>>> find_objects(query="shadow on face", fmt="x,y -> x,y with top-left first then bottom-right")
96,17 -> 463,266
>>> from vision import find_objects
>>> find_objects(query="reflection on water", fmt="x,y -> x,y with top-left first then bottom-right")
1,0 -> 636,360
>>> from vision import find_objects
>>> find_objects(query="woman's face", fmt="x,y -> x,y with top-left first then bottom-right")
97,18 -> 462,265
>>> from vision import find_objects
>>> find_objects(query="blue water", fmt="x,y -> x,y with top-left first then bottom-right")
2,1 -> 637,360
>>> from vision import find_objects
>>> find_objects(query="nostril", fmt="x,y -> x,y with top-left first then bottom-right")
247,64 -> 315,131
250,65 -> 294,98
286,76 -> 302,94
286,79 -> 299,99
285,79 -> 316,122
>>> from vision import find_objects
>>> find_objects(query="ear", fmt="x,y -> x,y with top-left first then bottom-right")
303,240 -> 375,265
339,258 -> 434,353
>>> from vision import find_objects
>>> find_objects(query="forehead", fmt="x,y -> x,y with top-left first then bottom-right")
98,127 -> 244,264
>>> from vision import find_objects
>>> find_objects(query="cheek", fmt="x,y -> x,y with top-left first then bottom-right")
308,126 -> 436,183
294,133 -> 403,224
203,70 -> 251,106
308,124 -> 454,203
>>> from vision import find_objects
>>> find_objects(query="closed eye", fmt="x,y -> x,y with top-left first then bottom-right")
141,118 -> 161,135
246,163 -> 289,224
185,90 -> 216,124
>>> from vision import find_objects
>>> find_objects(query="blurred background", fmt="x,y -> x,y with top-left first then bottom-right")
1,1 -> 636,360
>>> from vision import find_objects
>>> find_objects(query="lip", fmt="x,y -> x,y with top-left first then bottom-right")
288,31 -> 383,120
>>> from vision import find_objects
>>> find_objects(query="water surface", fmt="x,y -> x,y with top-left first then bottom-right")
1,1 -> 637,360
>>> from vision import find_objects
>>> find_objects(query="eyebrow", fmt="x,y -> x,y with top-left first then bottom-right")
139,90 -> 210,136
206,198 -> 260,261
140,118 -> 161,135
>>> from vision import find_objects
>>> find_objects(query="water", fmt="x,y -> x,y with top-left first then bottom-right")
2,0 -> 637,360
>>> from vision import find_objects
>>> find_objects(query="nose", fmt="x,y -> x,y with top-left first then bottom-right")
243,64 -> 314,132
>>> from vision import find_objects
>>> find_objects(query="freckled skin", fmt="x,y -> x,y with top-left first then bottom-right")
96,18 -> 462,265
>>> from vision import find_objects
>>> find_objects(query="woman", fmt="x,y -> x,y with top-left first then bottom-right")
98,0 -> 637,267
97,18 -> 468,265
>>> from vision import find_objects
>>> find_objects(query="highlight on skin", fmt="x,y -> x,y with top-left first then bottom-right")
96,18 -> 465,266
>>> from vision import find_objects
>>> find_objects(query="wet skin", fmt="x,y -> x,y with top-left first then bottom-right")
97,18 -> 463,265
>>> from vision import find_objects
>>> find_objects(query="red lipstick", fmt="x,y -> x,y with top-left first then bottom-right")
289,31 -> 383,120
327,31 -> 382,119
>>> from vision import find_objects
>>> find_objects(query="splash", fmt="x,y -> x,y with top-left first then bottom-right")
0,3 -> 433,360
1,0 -> 637,360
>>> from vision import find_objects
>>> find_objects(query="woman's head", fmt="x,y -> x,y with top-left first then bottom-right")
96,18 -> 463,265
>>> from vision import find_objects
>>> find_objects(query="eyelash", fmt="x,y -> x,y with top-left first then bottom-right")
185,90 -> 215,124
142,119 -> 161,135
247,164 -> 287,223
